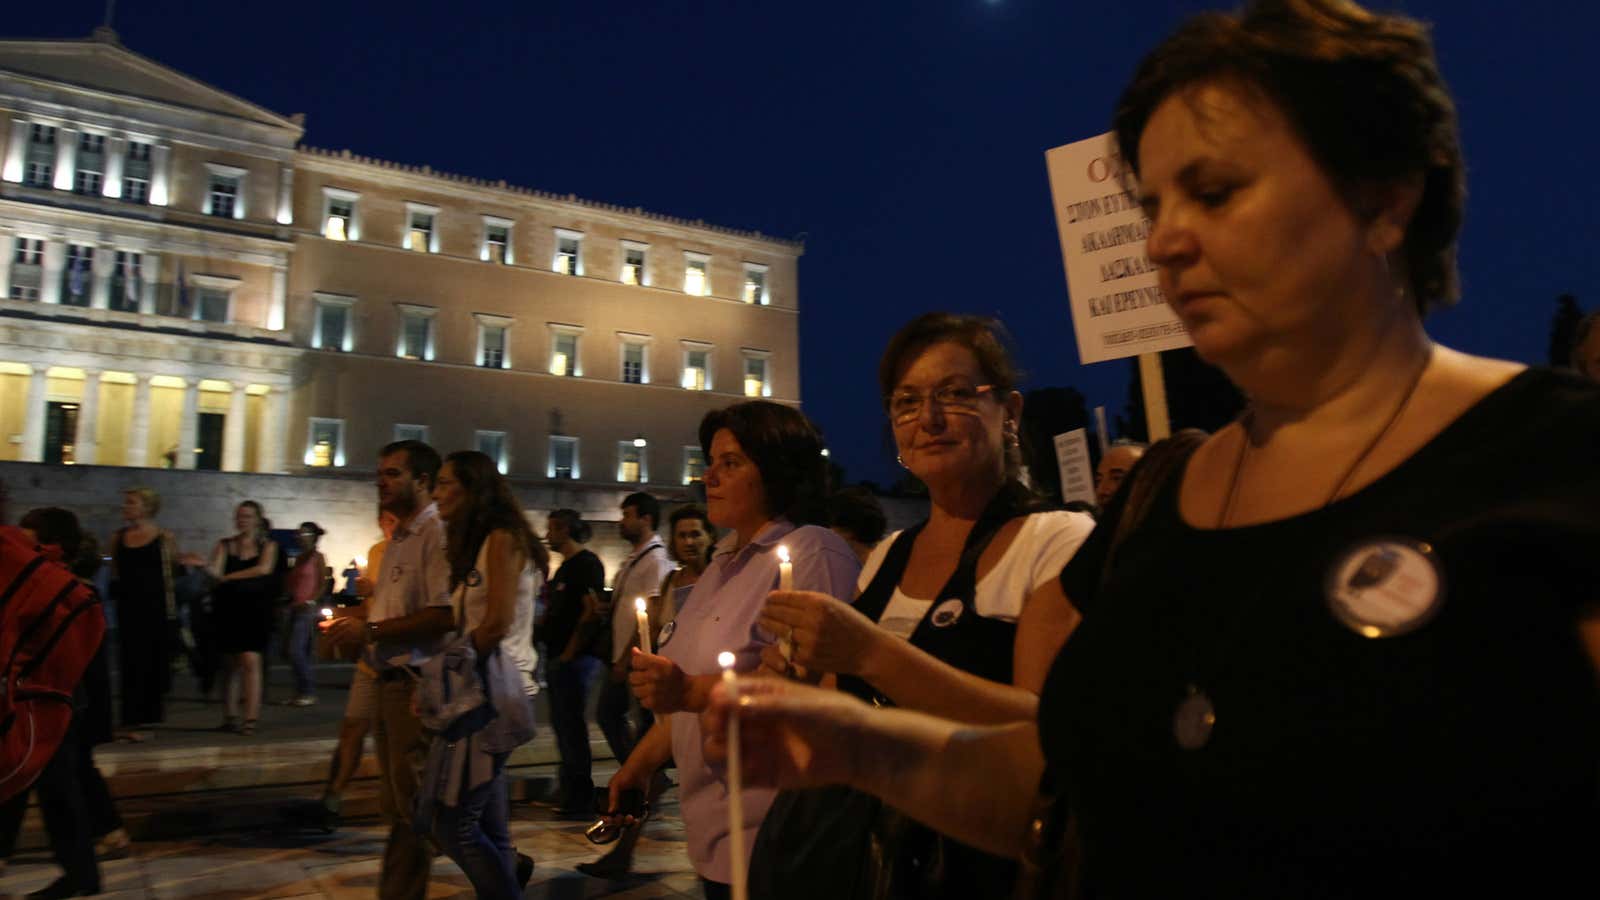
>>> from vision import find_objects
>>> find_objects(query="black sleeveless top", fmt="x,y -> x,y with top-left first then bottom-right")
1041,368 -> 1600,897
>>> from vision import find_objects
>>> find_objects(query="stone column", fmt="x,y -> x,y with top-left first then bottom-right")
223,382 -> 247,472
19,364 -> 48,463
258,386 -> 287,473
268,265 -> 287,331
2,119 -> 28,183
0,225 -> 13,298
40,241 -> 64,305
149,144 -> 171,207
102,136 -> 126,198
276,165 -> 294,225
51,127 -> 76,192
176,379 -> 198,470
140,253 -> 160,315
127,374 -> 151,467
74,369 -> 100,465
90,244 -> 114,309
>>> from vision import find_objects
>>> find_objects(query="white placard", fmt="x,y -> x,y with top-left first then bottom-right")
1054,428 -> 1096,507
1046,132 -> 1192,364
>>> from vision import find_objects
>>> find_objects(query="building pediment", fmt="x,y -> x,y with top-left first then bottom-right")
0,34 -> 301,135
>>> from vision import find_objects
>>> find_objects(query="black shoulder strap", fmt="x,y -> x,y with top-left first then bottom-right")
853,524 -> 924,623
1101,428 -> 1208,589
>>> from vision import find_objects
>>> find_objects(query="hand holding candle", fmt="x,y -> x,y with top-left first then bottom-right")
719,650 -> 748,900
776,545 -> 796,664
634,596 -> 652,654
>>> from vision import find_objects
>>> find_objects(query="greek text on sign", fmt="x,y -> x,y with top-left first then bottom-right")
1054,428 -> 1096,508
1046,132 -> 1192,364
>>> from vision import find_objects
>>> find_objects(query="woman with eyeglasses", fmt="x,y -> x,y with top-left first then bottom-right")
746,312 -> 1094,899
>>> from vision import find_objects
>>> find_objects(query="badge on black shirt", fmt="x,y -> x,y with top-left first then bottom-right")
1324,537 -> 1445,638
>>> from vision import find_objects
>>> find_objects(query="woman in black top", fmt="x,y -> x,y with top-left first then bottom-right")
701,1 -> 1600,896
205,500 -> 279,735
108,487 -> 175,737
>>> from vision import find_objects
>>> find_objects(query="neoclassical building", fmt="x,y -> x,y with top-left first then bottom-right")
0,29 -> 803,490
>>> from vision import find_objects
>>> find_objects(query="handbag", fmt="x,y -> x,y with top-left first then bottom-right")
1013,429 -> 1207,900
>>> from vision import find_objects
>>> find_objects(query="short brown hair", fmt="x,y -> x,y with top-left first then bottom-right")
1113,0 -> 1464,313
124,486 -> 161,518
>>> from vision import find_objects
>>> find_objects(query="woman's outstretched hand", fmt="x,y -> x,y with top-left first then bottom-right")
700,677 -> 871,791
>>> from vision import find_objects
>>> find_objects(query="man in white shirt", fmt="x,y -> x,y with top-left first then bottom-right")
596,492 -> 674,765
322,440 -> 453,900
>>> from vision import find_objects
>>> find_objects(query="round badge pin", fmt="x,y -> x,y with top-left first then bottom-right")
929,598 -> 965,628
657,619 -> 677,647
1173,685 -> 1216,750
464,568 -> 483,587
1324,537 -> 1445,638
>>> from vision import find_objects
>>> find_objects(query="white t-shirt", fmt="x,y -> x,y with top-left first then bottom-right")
455,538 -> 542,697
857,510 -> 1095,639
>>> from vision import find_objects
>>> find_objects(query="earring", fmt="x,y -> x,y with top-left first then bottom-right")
896,454 -> 908,469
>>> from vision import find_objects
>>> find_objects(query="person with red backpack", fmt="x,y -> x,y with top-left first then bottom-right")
0,507 -> 116,897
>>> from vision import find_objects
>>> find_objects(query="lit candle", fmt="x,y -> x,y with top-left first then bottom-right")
320,607 -> 334,620
719,650 -> 748,900
635,596 -> 652,654
776,544 -> 793,591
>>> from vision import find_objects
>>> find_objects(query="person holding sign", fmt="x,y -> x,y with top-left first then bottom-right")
602,401 -> 858,900
702,1 -> 1600,896
746,313 -> 1094,899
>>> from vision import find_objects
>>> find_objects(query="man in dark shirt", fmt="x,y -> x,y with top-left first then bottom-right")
538,508 -> 607,815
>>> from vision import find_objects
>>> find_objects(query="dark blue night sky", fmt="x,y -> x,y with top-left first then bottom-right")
15,1 -> 1600,486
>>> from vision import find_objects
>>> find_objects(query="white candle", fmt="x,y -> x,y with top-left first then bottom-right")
719,650 -> 748,900
635,596 -> 652,654
776,544 -> 793,591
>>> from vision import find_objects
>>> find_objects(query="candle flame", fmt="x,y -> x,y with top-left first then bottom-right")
718,650 -> 736,669
321,607 -> 334,619
776,545 -> 790,564
635,596 -> 648,613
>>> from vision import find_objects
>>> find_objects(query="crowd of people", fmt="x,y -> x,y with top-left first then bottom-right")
4,1 -> 1599,898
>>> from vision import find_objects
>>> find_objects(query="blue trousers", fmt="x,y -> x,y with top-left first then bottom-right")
286,604 -> 318,697
432,752 -> 518,899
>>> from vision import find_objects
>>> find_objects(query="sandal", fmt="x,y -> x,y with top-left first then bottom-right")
238,719 -> 257,736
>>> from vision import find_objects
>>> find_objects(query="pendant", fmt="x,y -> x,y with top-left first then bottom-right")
1173,684 -> 1216,750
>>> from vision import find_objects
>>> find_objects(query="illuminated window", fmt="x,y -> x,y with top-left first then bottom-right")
476,430 -> 508,473
681,343 -> 712,391
60,244 -> 94,307
554,229 -> 583,275
123,142 -> 151,204
74,133 -> 104,196
110,251 -> 143,312
742,352 -> 771,398
205,168 -> 243,219
123,176 -> 149,204
621,342 -> 646,384
313,293 -> 355,351
621,241 -> 648,285
24,125 -> 55,188
742,263 -> 769,305
684,252 -> 710,296
406,207 -> 436,253
476,313 -> 513,369
617,441 -> 646,483
396,304 -> 437,360
550,333 -> 578,376
394,424 -> 429,443
9,238 -> 44,300
483,218 -> 513,264
548,435 -> 579,480
74,169 -> 102,196
683,446 -> 706,485
323,188 -> 359,241
305,418 -> 345,467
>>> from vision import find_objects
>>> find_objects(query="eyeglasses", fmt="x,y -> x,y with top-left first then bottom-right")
886,383 -> 997,424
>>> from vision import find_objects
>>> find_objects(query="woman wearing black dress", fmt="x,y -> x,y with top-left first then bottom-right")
205,500 -> 279,735
107,487 -> 176,740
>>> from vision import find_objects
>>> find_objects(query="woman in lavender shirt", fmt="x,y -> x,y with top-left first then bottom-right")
604,400 -> 859,900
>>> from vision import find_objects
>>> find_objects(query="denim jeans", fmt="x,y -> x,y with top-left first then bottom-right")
433,752 -> 518,899
287,604 -> 318,697
545,654 -> 603,806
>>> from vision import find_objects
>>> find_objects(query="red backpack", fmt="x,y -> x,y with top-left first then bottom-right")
0,525 -> 106,803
